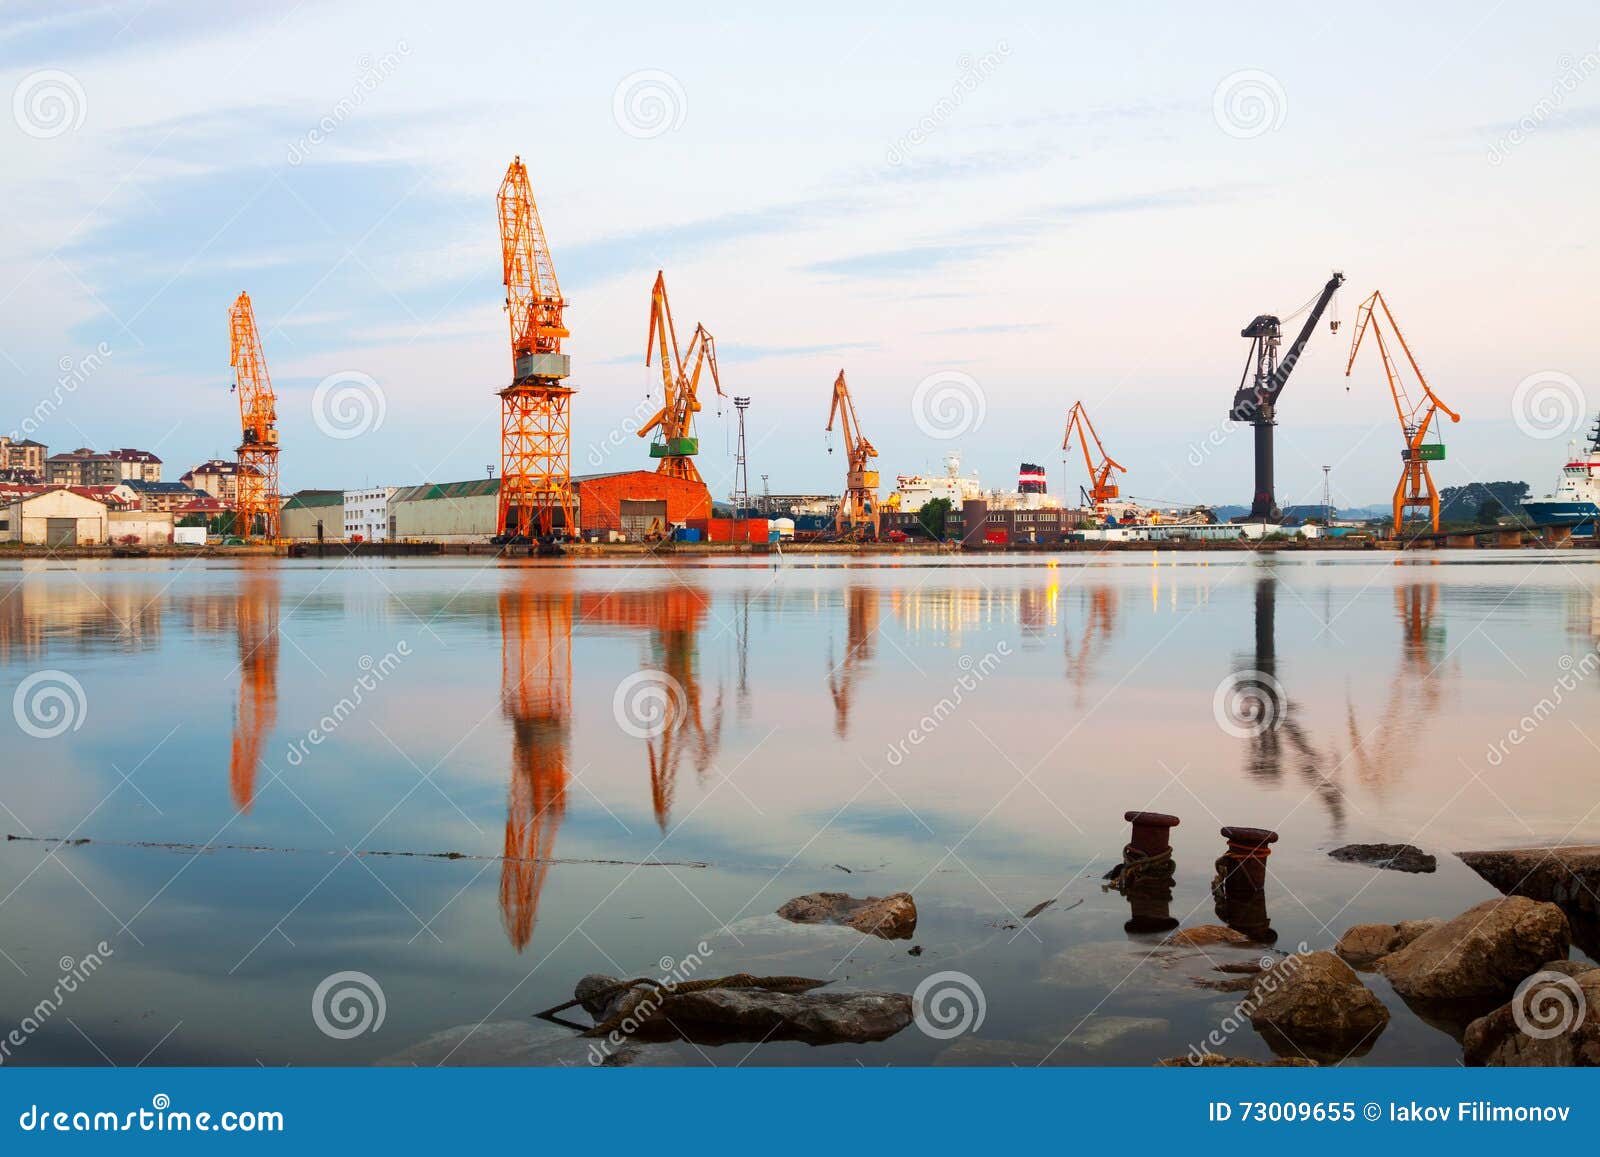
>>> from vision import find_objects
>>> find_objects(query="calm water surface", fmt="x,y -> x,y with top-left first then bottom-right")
2,551 -> 1597,1066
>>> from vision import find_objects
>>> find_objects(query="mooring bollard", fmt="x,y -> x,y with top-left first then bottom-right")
1215,825 -> 1278,898
1124,810 -> 1180,857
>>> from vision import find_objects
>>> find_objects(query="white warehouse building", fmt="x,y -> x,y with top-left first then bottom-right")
344,487 -> 396,542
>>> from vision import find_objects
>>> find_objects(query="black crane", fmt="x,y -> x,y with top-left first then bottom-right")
1228,271 -> 1345,522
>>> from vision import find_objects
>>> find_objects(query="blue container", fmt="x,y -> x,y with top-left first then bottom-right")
674,527 -> 702,543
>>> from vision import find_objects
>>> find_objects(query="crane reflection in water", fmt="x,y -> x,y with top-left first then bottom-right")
585,585 -> 724,832
498,580 -> 574,952
827,583 -> 878,738
1222,573 -> 1346,835
229,565 -> 280,812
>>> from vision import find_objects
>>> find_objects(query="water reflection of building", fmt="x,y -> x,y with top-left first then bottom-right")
0,582 -> 164,662
1235,574 -> 1345,833
499,582 -> 573,953
229,567 -> 280,811
582,586 -> 723,832
828,584 -> 878,738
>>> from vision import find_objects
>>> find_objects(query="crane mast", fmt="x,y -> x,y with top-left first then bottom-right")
826,370 -> 879,538
1344,290 -> 1461,534
497,157 -> 576,541
1228,271 -> 1344,522
640,271 -> 722,482
1061,400 -> 1126,521
228,291 -> 280,540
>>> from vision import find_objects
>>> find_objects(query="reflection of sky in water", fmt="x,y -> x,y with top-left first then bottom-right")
1,552 -> 1597,1066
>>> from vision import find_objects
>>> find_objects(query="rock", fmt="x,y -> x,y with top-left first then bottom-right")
1376,897 -> 1571,1002
1459,846 -> 1600,959
1329,843 -> 1437,873
572,974 -> 912,1046
1246,951 -> 1389,1061
1336,918 -> 1442,969
1165,924 -> 1252,948
1193,975 -> 1256,993
1156,1053 -> 1318,1067
776,891 -> 918,940
1463,967 -> 1600,1066
907,945 -> 922,956
1069,1015 -> 1169,1051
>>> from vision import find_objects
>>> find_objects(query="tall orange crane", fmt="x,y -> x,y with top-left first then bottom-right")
228,292 -> 280,540
1344,290 -> 1461,534
1061,400 -> 1125,521
498,582 -> 573,952
826,370 -> 879,538
228,565 -> 279,811
641,271 -> 722,482
496,157 -> 576,540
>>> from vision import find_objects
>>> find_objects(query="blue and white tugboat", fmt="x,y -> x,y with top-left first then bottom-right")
1521,416 -> 1600,533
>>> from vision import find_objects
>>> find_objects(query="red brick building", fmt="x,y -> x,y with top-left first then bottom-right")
573,470 -> 710,535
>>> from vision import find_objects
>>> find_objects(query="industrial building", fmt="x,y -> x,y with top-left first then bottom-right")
344,486 -> 395,541
388,471 -> 712,542
279,490 -> 343,541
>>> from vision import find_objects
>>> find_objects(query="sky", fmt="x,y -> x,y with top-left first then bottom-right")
1,0 -> 1598,512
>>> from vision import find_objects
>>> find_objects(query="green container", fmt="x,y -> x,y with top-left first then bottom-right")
1405,444 -> 1446,462
650,437 -> 698,458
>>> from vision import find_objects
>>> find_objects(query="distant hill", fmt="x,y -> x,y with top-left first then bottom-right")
1438,481 -> 1530,524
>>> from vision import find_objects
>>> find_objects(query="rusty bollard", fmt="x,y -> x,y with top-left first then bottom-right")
1215,826 -> 1278,898
1124,811 -> 1181,857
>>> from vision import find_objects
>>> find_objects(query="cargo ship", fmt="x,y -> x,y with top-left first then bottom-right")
1520,416 -> 1600,532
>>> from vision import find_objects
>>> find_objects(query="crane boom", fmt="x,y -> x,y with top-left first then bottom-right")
1062,401 -> 1126,521
1344,290 -> 1461,534
1228,271 -> 1344,521
639,271 -> 719,483
826,370 -> 879,538
496,156 -> 576,541
228,291 -> 280,540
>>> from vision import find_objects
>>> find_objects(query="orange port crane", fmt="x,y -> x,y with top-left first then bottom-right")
228,292 -> 280,540
1061,400 -> 1126,521
640,271 -> 722,482
498,583 -> 573,951
497,157 -> 576,540
826,370 -> 879,538
1343,290 -> 1461,534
